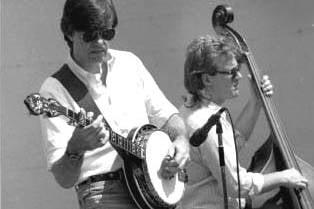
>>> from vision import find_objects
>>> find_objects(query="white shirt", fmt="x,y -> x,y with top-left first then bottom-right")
39,49 -> 178,184
178,101 -> 264,209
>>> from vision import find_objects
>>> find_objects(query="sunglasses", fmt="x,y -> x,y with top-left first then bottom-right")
82,28 -> 115,42
214,65 -> 240,78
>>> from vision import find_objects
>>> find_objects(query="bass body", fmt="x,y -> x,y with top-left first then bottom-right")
212,5 -> 314,209
248,136 -> 314,209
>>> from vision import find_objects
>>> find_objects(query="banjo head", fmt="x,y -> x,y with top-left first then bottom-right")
144,130 -> 185,205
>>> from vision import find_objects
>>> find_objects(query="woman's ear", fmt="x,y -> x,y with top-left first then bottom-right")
201,74 -> 213,87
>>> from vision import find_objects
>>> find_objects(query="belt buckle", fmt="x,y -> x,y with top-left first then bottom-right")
78,177 -> 92,189
107,172 -> 115,180
86,177 -> 93,185
117,169 -> 123,181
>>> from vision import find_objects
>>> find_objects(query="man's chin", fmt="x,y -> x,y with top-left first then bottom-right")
232,90 -> 240,97
102,54 -> 111,62
89,55 -> 105,63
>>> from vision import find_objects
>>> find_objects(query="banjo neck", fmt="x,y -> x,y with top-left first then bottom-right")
53,105 -> 146,159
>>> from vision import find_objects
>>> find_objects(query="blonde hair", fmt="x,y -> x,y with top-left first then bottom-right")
183,35 -> 241,107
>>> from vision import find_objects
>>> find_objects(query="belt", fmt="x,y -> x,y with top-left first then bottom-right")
77,169 -> 123,188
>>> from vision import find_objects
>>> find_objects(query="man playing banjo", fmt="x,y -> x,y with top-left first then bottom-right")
37,0 -> 190,208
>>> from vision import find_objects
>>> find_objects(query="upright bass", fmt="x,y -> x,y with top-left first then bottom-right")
211,5 -> 314,209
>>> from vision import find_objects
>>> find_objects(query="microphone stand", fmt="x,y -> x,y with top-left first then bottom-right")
216,119 -> 228,209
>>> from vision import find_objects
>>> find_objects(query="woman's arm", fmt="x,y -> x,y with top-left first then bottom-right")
261,168 -> 308,193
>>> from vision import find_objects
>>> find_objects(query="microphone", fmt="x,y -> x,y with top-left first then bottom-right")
190,107 -> 227,147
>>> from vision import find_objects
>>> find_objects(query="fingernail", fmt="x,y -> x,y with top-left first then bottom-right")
165,155 -> 172,160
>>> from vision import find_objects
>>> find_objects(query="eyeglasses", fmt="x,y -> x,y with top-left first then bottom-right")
214,65 -> 240,78
82,28 -> 115,42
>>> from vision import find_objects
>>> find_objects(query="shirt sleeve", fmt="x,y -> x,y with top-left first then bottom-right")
199,116 -> 264,198
39,77 -> 79,170
133,55 -> 178,128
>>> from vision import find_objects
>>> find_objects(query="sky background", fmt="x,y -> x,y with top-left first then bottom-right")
1,0 -> 314,208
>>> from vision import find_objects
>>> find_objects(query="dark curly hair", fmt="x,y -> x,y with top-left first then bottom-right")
60,0 -> 118,49
183,35 -> 242,106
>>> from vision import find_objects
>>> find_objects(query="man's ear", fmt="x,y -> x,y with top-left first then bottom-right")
201,74 -> 213,87
66,33 -> 74,42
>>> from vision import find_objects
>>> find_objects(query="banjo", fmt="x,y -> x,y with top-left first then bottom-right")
24,93 -> 187,209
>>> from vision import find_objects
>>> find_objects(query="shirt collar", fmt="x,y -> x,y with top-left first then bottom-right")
66,50 -> 115,85
202,100 -> 227,120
